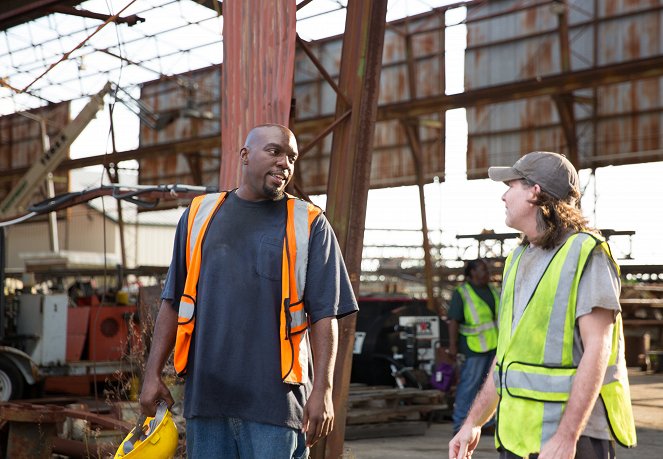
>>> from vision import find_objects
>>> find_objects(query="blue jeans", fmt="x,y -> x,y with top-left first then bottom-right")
186,416 -> 308,459
452,351 -> 495,433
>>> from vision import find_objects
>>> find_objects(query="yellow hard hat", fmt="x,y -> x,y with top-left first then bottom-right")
114,402 -> 178,459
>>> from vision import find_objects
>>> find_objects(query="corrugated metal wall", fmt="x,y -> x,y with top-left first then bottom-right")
465,0 -> 663,176
295,11 -> 445,193
138,67 -> 221,187
137,10 -> 446,194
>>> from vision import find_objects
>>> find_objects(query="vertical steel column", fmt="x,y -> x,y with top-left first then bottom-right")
38,119 -> 59,253
404,26 -> 435,312
552,0 -> 578,165
402,122 -> 436,312
317,1 -> 388,457
219,0 -> 297,189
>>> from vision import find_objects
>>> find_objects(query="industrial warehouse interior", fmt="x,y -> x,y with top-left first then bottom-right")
1,0 -> 663,458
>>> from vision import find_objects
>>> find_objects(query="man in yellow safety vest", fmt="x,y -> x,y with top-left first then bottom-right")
448,151 -> 636,459
447,259 -> 499,434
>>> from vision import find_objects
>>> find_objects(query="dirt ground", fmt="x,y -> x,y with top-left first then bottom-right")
344,369 -> 663,459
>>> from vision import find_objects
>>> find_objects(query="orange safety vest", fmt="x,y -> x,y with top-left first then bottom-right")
173,191 -> 322,385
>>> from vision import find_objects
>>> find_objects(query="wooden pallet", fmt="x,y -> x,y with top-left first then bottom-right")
345,385 -> 448,440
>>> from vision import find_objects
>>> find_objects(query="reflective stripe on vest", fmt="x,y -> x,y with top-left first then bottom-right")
493,233 -> 636,456
179,193 -> 224,321
174,192 -> 228,375
457,283 -> 498,353
173,192 -> 322,385
280,197 -> 321,384
291,199 -> 310,330
503,362 -> 620,402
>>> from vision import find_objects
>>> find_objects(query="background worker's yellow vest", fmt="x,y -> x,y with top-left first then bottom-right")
493,233 -> 636,456
174,192 -> 321,385
457,283 -> 498,353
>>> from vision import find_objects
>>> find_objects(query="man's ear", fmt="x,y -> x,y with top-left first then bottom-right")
240,147 -> 248,165
531,183 -> 541,198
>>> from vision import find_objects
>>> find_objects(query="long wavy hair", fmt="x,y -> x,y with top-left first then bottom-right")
520,179 -> 600,249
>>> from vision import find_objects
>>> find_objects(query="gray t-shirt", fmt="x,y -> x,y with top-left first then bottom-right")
162,192 -> 358,429
512,234 -> 621,440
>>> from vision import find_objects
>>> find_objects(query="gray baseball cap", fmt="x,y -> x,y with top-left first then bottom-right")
488,151 -> 579,199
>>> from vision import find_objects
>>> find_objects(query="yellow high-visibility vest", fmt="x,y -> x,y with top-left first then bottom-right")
493,232 -> 636,456
457,282 -> 499,353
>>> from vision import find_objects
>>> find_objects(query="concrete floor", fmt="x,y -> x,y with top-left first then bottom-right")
344,369 -> 663,459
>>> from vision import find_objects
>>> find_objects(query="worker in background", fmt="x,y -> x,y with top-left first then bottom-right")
139,124 -> 358,458
449,152 -> 636,459
447,258 -> 498,435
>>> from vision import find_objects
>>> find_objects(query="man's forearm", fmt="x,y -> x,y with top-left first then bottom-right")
555,309 -> 613,442
448,320 -> 459,354
144,299 -> 178,378
310,317 -> 338,391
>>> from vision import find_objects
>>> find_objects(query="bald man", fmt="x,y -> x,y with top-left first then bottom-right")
140,125 -> 358,458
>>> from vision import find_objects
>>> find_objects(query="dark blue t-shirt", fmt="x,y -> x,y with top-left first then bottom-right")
162,192 -> 358,429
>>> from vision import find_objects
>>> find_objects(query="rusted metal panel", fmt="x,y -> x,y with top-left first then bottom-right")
295,10 -> 446,193
590,79 -> 663,167
0,102 -> 70,204
137,7 -> 447,193
219,0 -> 297,189
138,66 -> 221,187
465,0 -> 663,175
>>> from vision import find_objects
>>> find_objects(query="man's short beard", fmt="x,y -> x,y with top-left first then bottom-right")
263,184 -> 284,200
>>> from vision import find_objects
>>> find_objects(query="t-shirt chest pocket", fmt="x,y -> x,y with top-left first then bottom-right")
257,236 -> 283,280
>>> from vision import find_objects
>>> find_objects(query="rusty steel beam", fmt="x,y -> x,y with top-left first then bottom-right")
0,134 -> 220,182
0,402 -> 65,459
2,53 -> 662,188
552,0 -> 578,165
381,54 -> 663,118
296,34 -> 351,107
315,1 -> 388,458
297,109 -> 351,158
48,5 -> 144,26
402,121 -> 436,312
403,25 -> 436,312
296,0 -> 315,11
296,54 -> 663,134
219,0 -> 297,189
0,1 -> 81,30
184,152 -> 204,185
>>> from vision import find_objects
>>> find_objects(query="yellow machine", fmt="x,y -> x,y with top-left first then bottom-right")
114,402 -> 178,459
